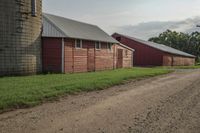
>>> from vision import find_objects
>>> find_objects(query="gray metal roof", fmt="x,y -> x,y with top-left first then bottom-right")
42,13 -> 118,43
114,33 -> 195,58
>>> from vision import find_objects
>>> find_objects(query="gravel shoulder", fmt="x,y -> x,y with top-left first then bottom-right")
0,69 -> 200,133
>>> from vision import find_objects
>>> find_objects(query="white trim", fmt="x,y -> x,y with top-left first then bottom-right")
61,38 -> 65,73
75,39 -> 83,49
118,43 -> 135,51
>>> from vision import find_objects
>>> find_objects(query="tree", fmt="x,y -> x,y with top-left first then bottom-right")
149,30 -> 200,62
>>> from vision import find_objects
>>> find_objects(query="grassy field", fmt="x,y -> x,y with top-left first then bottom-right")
0,68 -> 171,112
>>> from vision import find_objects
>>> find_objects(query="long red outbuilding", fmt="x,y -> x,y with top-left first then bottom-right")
112,33 -> 195,66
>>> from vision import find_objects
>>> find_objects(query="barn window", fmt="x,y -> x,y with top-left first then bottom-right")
75,39 -> 82,48
95,42 -> 101,50
107,43 -> 112,51
31,0 -> 37,17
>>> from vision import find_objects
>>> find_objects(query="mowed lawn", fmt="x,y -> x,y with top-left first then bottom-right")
0,68 -> 171,112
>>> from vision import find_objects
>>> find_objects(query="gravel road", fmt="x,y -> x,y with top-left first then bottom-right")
0,69 -> 200,133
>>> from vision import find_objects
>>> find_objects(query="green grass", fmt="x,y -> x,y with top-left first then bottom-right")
157,65 -> 200,69
0,68 -> 171,112
196,62 -> 200,66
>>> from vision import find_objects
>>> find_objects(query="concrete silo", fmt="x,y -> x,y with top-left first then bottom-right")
0,0 -> 42,76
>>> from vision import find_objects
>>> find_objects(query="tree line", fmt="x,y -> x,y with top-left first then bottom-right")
149,30 -> 200,62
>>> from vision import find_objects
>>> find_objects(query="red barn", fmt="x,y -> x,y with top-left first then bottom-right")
112,33 -> 195,66
42,14 -> 134,73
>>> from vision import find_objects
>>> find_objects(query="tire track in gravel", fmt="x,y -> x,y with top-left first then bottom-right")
130,77 -> 200,133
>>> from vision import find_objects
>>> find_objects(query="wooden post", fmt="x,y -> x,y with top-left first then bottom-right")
94,43 -> 96,71
87,44 -> 89,71
61,38 -> 65,73
72,42 -> 75,73
113,44 -> 116,69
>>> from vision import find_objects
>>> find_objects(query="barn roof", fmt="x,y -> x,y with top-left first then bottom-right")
42,13 -> 118,43
113,33 -> 195,58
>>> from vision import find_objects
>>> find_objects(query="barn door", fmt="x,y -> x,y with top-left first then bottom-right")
87,45 -> 95,72
117,49 -> 123,68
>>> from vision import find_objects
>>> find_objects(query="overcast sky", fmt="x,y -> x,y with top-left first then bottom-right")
43,0 -> 200,40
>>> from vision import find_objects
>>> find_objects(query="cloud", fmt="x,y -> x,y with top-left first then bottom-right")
116,16 -> 200,40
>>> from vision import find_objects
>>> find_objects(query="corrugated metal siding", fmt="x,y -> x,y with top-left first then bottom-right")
42,17 -> 65,38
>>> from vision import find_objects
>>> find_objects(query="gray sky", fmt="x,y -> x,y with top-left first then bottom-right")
43,0 -> 200,40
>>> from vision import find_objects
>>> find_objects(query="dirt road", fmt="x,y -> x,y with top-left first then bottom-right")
0,70 -> 200,133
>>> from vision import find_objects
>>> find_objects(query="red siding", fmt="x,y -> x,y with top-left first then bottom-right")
42,38 -> 62,73
113,34 -> 163,66
112,34 -> 195,66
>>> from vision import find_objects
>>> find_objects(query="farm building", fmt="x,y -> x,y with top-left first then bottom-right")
42,14 -> 134,73
112,33 -> 196,66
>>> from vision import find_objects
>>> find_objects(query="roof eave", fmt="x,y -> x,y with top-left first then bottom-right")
118,43 -> 135,51
164,51 -> 196,58
115,33 -> 195,58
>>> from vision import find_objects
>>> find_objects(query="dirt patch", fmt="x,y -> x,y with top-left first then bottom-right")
0,70 -> 200,133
